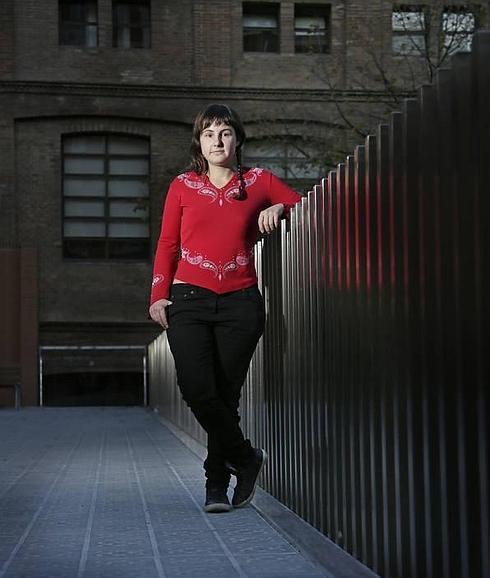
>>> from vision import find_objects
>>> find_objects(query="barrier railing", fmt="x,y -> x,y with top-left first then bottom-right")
148,30 -> 489,578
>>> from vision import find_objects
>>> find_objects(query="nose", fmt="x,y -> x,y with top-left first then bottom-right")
213,134 -> 223,147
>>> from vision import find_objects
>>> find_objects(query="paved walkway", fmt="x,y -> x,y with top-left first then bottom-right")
0,407 -> 328,578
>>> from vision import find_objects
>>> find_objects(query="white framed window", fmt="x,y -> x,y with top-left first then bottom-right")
62,134 -> 150,260
392,5 -> 427,56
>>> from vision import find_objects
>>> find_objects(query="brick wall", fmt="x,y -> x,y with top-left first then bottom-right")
8,1 -> 489,89
231,0 -> 347,89
13,0 -> 194,84
192,1 -> 233,85
14,111 -> 189,325
0,103 -> 16,246
0,0 -> 14,79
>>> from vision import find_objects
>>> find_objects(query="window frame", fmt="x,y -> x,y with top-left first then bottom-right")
112,0 -> 152,49
391,4 -> 428,57
243,137 -> 324,192
59,0 -> 98,48
440,6 -> 476,57
242,2 -> 281,53
61,133 -> 151,262
294,3 -> 331,54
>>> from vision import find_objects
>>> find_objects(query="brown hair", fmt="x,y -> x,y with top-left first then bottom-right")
189,104 -> 247,199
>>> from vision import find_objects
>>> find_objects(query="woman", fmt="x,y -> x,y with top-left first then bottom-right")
149,104 -> 301,513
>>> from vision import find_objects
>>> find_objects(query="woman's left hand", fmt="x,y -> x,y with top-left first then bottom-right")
258,203 -> 284,234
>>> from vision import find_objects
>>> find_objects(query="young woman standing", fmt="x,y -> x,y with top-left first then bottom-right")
149,104 -> 301,512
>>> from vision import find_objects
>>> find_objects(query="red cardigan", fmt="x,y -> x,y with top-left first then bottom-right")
150,167 -> 302,304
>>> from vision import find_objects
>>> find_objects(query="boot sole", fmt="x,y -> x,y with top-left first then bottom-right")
233,449 -> 267,508
203,502 -> 232,513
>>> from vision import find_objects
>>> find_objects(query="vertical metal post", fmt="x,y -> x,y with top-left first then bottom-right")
143,352 -> 148,407
39,349 -> 43,407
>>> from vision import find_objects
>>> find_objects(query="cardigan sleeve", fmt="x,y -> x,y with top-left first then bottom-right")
267,171 -> 302,216
149,180 -> 182,305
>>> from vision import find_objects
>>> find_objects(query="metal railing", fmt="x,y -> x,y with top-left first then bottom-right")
148,30 -> 489,578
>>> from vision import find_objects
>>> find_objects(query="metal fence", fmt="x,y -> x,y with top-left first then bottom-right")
148,30 -> 489,578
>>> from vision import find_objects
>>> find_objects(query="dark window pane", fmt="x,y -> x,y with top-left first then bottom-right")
294,4 -> 330,53
115,4 -> 130,25
63,239 -> 106,259
108,239 -> 149,259
60,23 -> 87,46
113,1 -> 150,48
130,4 -> 149,25
60,0 -> 97,23
85,2 -> 97,23
295,32 -> 328,53
60,2 -> 84,22
243,29 -> 279,52
114,26 -> 130,48
130,27 -> 144,47
243,2 -> 279,53
59,0 -> 98,47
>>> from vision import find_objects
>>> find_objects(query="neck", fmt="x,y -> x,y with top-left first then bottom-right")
206,164 -> 235,182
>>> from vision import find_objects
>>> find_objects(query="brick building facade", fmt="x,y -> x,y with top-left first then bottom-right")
0,0 -> 488,405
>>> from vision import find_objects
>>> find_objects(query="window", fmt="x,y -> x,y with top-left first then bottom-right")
59,0 -> 98,47
244,139 -> 323,191
442,7 -> 475,56
295,4 -> 330,53
243,3 -> 280,52
392,5 -> 426,56
113,0 -> 151,48
62,134 -> 150,260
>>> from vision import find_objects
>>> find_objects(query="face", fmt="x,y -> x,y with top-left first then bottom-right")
199,121 -> 238,170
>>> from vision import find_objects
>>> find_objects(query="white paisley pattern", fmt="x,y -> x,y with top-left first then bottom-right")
176,169 -> 263,207
244,168 -> 263,186
180,247 -> 253,281
152,274 -> 165,287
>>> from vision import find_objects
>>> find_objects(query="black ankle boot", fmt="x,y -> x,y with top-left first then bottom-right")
232,448 -> 267,508
204,485 -> 232,513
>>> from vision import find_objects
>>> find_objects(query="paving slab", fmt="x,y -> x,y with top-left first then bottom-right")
0,407 -> 329,578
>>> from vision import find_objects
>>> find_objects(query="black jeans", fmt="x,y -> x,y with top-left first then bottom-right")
166,283 -> 265,487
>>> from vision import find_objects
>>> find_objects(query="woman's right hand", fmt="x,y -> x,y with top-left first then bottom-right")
149,298 -> 173,330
